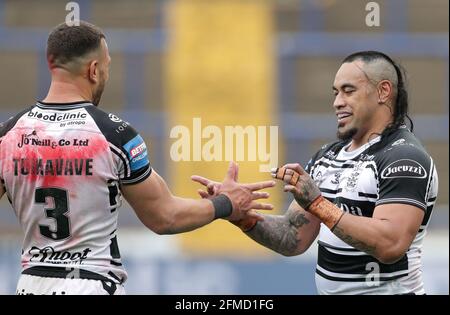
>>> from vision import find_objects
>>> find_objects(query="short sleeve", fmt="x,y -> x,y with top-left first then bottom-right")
376,145 -> 436,211
84,107 -> 152,186
119,131 -> 152,185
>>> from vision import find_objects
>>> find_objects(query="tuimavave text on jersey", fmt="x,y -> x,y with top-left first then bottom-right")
13,158 -> 94,176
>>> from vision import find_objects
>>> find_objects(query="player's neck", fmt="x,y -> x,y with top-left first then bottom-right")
348,120 -> 392,151
348,134 -> 380,152
347,106 -> 394,151
42,73 -> 92,104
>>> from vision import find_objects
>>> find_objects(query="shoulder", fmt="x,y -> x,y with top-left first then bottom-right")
375,130 -> 433,179
0,106 -> 34,137
378,129 -> 430,161
84,106 -> 142,147
85,106 -> 151,177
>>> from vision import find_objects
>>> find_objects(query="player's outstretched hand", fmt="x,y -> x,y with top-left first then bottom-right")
271,163 -> 321,209
192,161 -> 275,221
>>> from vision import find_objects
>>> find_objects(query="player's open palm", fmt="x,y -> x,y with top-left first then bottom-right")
191,162 -> 275,221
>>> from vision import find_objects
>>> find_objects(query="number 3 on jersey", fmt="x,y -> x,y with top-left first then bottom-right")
36,188 -> 71,240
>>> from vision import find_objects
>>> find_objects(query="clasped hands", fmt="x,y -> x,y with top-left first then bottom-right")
192,162 -> 321,226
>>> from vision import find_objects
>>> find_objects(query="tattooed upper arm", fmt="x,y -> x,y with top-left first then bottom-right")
245,200 -> 321,256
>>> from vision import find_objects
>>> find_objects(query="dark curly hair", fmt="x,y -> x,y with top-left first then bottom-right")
47,21 -> 105,69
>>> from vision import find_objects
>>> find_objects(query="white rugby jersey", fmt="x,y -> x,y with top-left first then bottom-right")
304,127 -> 438,295
0,101 -> 151,285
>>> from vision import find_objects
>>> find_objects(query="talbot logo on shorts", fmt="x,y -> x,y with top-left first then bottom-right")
381,159 -> 427,179
28,246 -> 91,264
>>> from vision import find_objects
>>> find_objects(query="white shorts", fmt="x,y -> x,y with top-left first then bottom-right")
16,274 -> 126,295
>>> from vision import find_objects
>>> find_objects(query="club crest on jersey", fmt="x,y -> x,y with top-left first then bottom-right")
345,161 -> 364,192
124,135 -> 149,171
325,151 -> 336,159
331,171 -> 342,185
381,159 -> 427,179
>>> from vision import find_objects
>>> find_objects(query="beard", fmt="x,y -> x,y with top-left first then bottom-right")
337,127 -> 357,141
92,76 -> 106,107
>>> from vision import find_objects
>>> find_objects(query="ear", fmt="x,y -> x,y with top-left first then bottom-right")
88,60 -> 99,84
377,80 -> 393,104
47,55 -> 56,70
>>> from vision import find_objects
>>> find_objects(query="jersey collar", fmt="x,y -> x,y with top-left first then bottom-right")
36,101 -> 93,110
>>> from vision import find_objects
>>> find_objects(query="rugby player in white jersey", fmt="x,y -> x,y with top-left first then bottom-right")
0,21 -> 275,295
193,51 -> 439,295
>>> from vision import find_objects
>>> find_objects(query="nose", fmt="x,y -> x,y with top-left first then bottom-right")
333,92 -> 345,110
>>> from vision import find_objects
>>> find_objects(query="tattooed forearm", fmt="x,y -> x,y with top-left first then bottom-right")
333,226 -> 377,256
295,176 -> 321,209
245,208 -> 311,256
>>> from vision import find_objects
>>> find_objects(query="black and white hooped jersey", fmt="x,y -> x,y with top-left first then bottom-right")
304,127 -> 438,295
0,101 -> 152,285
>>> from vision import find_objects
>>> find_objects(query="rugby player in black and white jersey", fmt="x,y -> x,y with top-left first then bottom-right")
0,21 -> 275,295
193,51 -> 439,295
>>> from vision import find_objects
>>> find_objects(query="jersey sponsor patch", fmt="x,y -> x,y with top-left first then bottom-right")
27,108 -> 87,123
108,113 -> 123,123
391,138 -> 406,146
381,159 -> 427,179
123,135 -> 149,171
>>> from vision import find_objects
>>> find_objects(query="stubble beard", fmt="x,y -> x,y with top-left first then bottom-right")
92,78 -> 105,107
337,126 -> 358,141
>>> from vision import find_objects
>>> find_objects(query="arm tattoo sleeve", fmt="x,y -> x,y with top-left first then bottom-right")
332,226 -> 377,256
245,208 -> 311,256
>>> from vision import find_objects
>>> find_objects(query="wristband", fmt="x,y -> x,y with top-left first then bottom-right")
212,194 -> 233,219
307,195 -> 345,230
231,217 -> 258,232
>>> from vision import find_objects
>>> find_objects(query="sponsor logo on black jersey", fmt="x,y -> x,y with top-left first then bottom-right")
108,113 -> 122,123
381,159 -> 427,179
108,114 -> 123,123
130,142 -> 146,159
124,135 -> 149,171
28,246 -> 91,264
109,113 -> 130,133
391,138 -> 406,146
28,109 -> 87,122
360,154 -> 375,161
